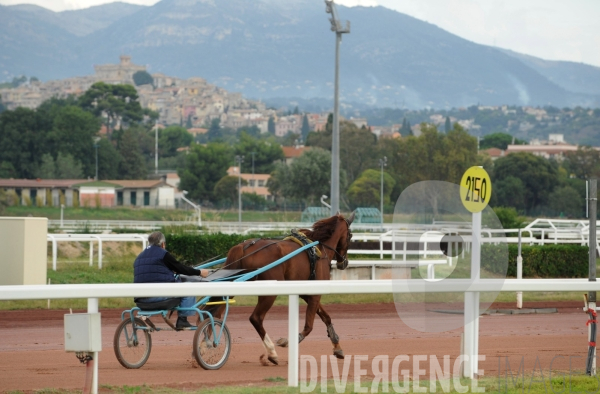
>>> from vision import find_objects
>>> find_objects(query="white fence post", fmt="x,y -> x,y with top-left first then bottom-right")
288,294 -> 299,387
87,298 -> 99,394
89,241 -> 94,267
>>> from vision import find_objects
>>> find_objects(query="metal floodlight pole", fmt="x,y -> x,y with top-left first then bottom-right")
379,157 -> 387,227
325,0 -> 349,215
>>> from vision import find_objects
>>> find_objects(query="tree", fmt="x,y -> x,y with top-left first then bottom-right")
547,186 -> 584,218
301,114 -> 310,143
480,132 -> 526,150
387,123 -> 477,214
37,154 -> 56,179
444,116 -> 451,133
133,71 -> 154,86
214,175 -> 248,205
563,147 -> 600,179
0,162 -> 16,178
399,118 -> 412,137
159,126 -> 193,157
178,142 -> 233,201
491,176 -> 527,211
346,169 -> 396,208
307,120 -> 379,185
55,152 -> 84,179
78,82 -> 144,138
0,107 -> 50,178
96,138 -> 122,180
268,116 -> 276,135
0,96 -> 5,114
267,162 -> 291,204
117,128 -> 147,180
492,152 -> 558,212
50,105 -> 100,177
233,132 -> 284,174
207,118 -> 222,141
285,148 -> 333,204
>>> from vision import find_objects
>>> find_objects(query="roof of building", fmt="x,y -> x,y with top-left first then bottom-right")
105,180 -> 171,189
73,181 -> 123,189
0,179 -> 88,188
482,148 -> 505,157
282,146 -> 309,158
506,144 -> 580,153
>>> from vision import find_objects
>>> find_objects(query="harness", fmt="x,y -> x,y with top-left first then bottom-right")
285,229 -> 321,280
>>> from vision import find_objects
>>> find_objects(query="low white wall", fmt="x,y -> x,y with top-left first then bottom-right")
0,217 -> 47,285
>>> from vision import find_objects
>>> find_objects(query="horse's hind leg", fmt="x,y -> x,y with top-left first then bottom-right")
316,302 -> 344,359
249,295 -> 279,366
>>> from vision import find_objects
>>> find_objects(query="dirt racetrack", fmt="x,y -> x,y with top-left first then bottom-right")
0,301 -> 591,392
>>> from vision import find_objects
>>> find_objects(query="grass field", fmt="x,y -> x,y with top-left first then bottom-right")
11,374 -> 598,393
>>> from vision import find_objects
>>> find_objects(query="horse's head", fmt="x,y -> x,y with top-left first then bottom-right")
334,211 -> 354,270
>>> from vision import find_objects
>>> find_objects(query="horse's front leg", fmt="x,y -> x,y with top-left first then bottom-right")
316,302 -> 344,359
249,295 -> 279,365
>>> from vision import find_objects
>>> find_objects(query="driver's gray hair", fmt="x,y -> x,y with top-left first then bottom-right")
148,231 -> 166,246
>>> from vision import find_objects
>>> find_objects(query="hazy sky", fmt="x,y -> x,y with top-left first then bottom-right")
2,0 -> 599,67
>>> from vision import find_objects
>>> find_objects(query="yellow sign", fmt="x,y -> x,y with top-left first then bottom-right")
460,166 -> 492,213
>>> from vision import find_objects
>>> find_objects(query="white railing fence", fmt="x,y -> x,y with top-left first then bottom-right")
0,279 -> 597,393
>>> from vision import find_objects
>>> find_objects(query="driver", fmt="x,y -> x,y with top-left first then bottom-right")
134,231 -> 209,329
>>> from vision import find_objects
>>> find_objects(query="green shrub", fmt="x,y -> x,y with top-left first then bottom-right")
482,244 -> 589,278
165,233 -> 249,264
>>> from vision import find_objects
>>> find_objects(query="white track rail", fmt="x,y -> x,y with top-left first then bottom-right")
0,279 -> 596,390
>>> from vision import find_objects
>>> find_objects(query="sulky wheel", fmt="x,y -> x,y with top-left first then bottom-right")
113,317 -> 152,369
193,318 -> 231,370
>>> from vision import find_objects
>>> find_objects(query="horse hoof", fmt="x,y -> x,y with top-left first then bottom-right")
268,356 -> 279,365
333,349 -> 345,359
260,354 -> 270,366
276,337 -> 289,348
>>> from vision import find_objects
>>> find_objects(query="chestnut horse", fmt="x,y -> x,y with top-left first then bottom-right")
218,212 -> 354,365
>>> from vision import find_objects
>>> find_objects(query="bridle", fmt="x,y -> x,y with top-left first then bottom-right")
320,218 -> 352,269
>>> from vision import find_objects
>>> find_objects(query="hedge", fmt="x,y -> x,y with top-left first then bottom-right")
166,233 -> 592,277
482,244 -> 590,278
165,233 -> 249,265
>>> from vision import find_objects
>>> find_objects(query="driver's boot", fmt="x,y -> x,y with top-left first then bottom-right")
176,316 -> 192,329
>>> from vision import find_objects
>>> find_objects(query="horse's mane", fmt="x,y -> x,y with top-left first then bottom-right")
299,215 -> 341,243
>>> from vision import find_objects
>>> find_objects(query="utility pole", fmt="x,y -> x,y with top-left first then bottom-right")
155,121 -> 158,174
251,151 -> 256,189
379,156 -> 387,227
325,0 -> 350,215
93,137 -> 100,181
235,155 -> 244,223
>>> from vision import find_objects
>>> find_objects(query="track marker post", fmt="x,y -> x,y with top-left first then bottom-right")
459,166 -> 491,379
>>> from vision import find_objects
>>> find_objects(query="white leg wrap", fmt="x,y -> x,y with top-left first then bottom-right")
262,333 -> 278,357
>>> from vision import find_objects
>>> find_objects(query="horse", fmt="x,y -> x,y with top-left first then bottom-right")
215,212 -> 354,365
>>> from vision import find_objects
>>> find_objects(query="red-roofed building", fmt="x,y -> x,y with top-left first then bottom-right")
282,146 -> 310,165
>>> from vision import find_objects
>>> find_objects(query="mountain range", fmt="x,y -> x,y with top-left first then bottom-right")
1,0 -> 600,109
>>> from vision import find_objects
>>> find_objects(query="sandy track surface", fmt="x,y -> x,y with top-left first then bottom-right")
0,301 -> 589,392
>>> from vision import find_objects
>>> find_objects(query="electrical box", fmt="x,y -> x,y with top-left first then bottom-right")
64,313 -> 102,352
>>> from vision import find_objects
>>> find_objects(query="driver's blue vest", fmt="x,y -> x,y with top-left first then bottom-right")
134,245 -> 178,283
